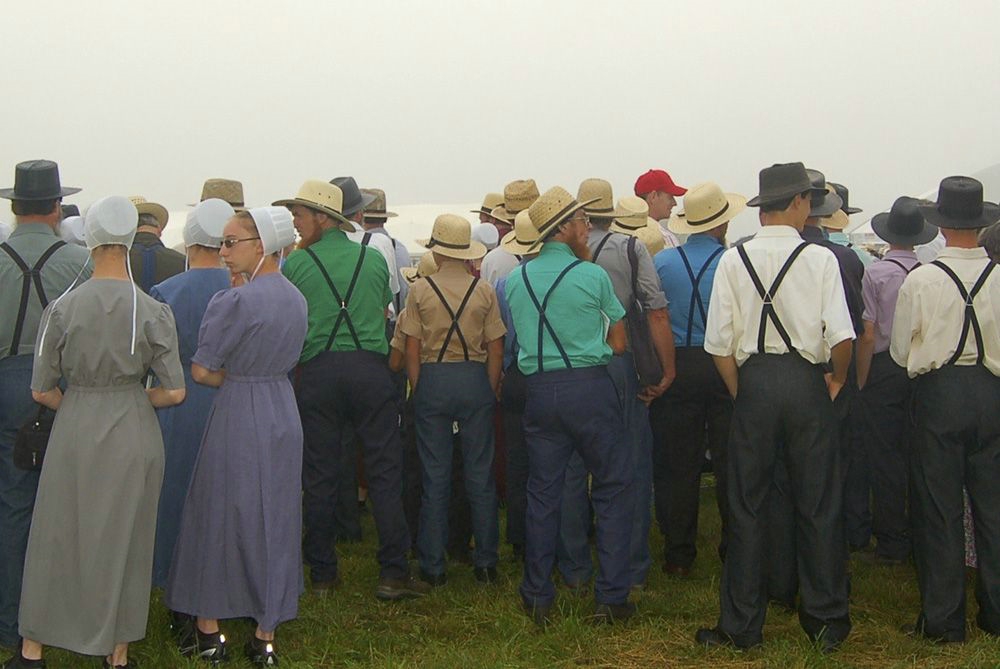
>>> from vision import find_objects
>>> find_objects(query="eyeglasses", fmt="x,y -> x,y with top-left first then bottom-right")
221,237 -> 261,248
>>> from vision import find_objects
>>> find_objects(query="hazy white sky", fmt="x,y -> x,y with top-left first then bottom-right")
3,0 -> 999,227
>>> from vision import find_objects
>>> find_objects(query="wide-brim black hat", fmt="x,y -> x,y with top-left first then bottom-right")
920,176 -> 1000,230
0,159 -> 81,201
871,196 -> 938,246
747,162 -> 823,208
330,176 -> 376,218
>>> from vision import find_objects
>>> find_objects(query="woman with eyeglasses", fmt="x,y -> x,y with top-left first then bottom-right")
164,208 -> 307,666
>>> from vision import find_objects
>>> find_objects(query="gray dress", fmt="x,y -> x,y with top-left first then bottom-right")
21,278 -> 184,655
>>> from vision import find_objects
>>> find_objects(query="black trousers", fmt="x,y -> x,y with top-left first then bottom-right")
298,350 -> 410,582
649,346 -> 731,569
718,354 -> 850,647
503,366 -> 528,549
855,351 -> 911,560
911,365 -> 1000,640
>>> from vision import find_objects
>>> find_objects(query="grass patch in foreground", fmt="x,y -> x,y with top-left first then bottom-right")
24,481 -> 1000,668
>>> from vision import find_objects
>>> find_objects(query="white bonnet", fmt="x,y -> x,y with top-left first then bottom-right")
184,198 -> 235,248
84,196 -> 138,250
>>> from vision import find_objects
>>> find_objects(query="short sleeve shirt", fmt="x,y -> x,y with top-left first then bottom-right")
654,233 -> 726,347
588,228 -> 668,312
860,250 -> 919,354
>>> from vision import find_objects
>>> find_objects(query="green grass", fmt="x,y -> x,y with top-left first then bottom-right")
22,480 -> 1000,668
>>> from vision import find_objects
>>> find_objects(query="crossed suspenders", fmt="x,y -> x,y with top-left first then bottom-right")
424,276 -> 479,362
521,260 -> 583,372
304,245 -> 369,351
931,260 -> 997,366
736,242 -> 809,355
1,240 -> 67,357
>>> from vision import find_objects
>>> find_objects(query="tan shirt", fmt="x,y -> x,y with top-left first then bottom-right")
390,309 -> 406,354
890,246 -> 1000,378
400,260 -> 506,363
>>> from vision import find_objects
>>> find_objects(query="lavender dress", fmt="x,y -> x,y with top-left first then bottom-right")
165,272 -> 307,631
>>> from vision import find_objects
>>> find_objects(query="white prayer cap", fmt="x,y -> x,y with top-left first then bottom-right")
249,206 -> 295,255
59,215 -> 86,246
472,223 -> 499,250
184,198 -> 234,248
0,222 -> 11,243
84,196 -> 138,250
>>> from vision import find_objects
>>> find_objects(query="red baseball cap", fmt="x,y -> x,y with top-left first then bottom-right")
634,169 -> 687,197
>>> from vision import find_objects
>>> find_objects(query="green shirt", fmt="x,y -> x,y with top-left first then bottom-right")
0,222 -> 92,357
282,227 -> 392,361
505,242 -> 625,375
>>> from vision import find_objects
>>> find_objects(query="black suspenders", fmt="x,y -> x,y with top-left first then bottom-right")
1,240 -> 67,357
425,276 -> 480,362
931,260 -> 997,366
736,243 -> 809,355
677,245 -> 725,347
521,260 -> 583,372
304,246 -> 368,351
883,257 -> 919,274
591,233 -> 613,262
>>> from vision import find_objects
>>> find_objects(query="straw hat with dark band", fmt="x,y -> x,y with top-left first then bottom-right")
667,182 -> 746,235
526,186 -> 598,252
129,195 -> 170,229
491,179 -> 540,222
272,180 -> 353,229
500,209 -> 539,255
362,188 -> 398,219
578,178 -> 617,218
417,213 -> 487,260
472,192 -> 505,217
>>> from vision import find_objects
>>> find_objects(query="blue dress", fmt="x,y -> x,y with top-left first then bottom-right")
164,272 -> 308,631
149,268 -> 230,588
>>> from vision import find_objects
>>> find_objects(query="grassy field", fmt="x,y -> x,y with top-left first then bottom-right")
23,481 -> 1000,668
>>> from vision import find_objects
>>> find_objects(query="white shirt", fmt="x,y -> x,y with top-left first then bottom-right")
704,225 -> 855,366
347,228 -> 400,296
479,246 -> 521,285
890,246 -> 1000,378
656,219 -> 682,249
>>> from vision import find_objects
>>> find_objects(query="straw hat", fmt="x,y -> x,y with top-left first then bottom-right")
491,179 -> 541,222
526,186 -> 598,252
361,188 -> 398,219
194,178 -> 245,209
610,196 -> 651,232
578,178 -> 616,218
667,182 -> 746,235
500,209 -> 539,255
129,195 -> 169,229
272,180 -> 352,229
635,222 -> 666,256
401,252 -> 439,284
822,209 -> 850,231
417,214 -> 487,260
471,192 -> 505,217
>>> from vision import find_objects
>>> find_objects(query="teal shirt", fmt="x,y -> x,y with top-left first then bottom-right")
505,242 -> 625,375
282,227 -> 391,361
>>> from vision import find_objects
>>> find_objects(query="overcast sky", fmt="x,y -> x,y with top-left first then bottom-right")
3,0 -> 999,224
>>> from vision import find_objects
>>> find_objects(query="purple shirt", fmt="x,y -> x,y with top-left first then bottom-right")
861,250 -> 920,353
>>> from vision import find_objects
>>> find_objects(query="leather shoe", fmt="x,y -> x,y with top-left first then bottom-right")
591,601 -> 636,624
375,574 -> 433,600
1,653 -> 45,669
473,566 -> 498,584
662,563 -> 691,576
522,601 -> 553,629
694,626 -> 760,650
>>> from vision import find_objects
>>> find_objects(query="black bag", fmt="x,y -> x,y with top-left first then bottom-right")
13,406 -> 54,471
625,236 -> 663,387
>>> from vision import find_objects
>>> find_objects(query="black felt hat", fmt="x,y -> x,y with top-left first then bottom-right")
747,162 -> 822,208
0,160 -> 81,201
920,176 -> 1000,230
829,182 -> 861,215
871,197 -> 938,246
330,176 -> 377,218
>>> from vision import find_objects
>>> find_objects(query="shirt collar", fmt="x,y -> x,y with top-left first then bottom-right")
9,222 -> 56,238
883,249 -> 918,261
685,233 -> 724,247
435,258 -> 470,277
937,246 -> 990,260
539,241 -> 576,258
755,225 -> 805,239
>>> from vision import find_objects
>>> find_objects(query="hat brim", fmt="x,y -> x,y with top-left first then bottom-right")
0,186 -> 81,201
135,202 -> 169,228
747,183 -> 823,208
341,192 -> 378,218
526,197 -> 600,252
843,206 -> 862,215
610,217 -> 658,236
490,206 -> 518,222
919,202 -> 1000,230
499,230 -> 537,255
871,213 -> 939,246
821,209 -> 850,231
401,266 -> 421,284
582,205 -> 618,219
417,238 -> 488,260
667,193 -> 747,235
271,198 -> 353,229
363,210 -> 398,219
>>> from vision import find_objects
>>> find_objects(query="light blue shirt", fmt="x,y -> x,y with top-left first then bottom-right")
654,234 -> 726,347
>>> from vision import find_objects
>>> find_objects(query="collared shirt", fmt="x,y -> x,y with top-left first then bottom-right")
506,242 -> 625,375
347,225 -> 399,298
704,225 -> 855,366
801,224 -> 865,334
861,250 -> 920,353
890,246 -> 1000,378
366,225 -> 410,312
0,222 -> 92,357
655,233 -> 725,347
129,231 -> 186,293
496,270 -> 521,370
283,227 -> 392,361
389,308 -> 406,354
827,231 -> 875,267
588,228 -> 668,312
480,246 -> 521,286
400,259 -> 506,363
656,220 -> 682,249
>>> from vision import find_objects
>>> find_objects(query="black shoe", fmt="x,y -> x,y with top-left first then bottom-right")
1,653 -> 45,669
417,569 -> 448,588
809,630 -> 844,654
311,575 -> 341,597
473,566 -> 498,584
245,636 -> 279,666
522,601 -> 553,629
901,622 -> 965,643
169,611 -> 194,642
591,601 -> 636,624
178,625 -> 228,663
695,626 -> 759,650
375,574 -> 433,600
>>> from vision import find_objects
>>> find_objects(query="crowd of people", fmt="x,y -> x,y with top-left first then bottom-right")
0,158 -> 998,667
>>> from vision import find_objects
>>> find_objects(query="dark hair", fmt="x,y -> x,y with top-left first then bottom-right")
11,198 -> 59,217
137,213 -> 161,229
979,221 -> 1000,262
233,210 -> 259,234
759,191 -> 809,214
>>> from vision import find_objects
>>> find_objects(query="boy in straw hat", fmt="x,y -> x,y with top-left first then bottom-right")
556,179 -> 674,593
128,195 -> 185,293
852,197 -> 936,569
697,162 -> 854,651
402,214 -> 506,585
504,186 -> 633,625
277,179 -> 429,601
0,159 -> 91,651
480,180 -> 540,285
889,176 -> 1000,642
649,182 -> 744,578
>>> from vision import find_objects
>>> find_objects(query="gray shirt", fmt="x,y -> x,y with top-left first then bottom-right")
367,225 -> 412,317
0,222 -> 92,357
588,228 -> 668,312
